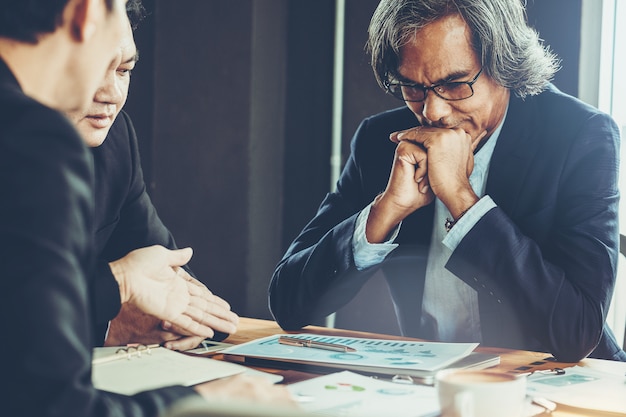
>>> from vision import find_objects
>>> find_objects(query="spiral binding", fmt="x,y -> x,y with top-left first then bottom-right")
93,343 -> 159,365
114,344 -> 154,360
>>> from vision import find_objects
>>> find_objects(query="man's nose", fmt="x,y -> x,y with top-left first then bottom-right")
418,92 -> 451,125
94,72 -> 122,104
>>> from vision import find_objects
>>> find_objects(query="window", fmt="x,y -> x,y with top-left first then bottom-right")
580,0 -> 626,346
580,0 -> 626,233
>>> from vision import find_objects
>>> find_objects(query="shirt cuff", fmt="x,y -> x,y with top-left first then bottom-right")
443,195 -> 496,250
352,203 -> 400,270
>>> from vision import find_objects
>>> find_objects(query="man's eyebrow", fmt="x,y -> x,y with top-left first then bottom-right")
440,70 -> 473,83
395,69 -> 474,85
123,50 -> 140,65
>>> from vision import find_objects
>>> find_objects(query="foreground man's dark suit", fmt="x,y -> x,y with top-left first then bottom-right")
0,59 -> 199,416
270,84 -> 626,363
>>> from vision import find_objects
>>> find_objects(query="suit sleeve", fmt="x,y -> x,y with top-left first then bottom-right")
447,110 -> 621,362
269,117 -> 395,330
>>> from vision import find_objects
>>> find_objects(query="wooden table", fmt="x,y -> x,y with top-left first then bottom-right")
218,317 -> 626,416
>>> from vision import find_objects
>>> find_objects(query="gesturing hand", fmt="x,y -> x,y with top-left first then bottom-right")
109,245 -> 239,340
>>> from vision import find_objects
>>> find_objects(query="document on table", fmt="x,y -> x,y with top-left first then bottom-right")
289,371 -> 549,417
222,334 -> 478,371
526,365 -> 626,414
92,345 -> 281,395
288,370 -> 440,417
221,333 -> 496,385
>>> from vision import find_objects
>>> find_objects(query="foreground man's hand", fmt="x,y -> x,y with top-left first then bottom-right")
194,374 -> 298,408
109,245 -> 239,340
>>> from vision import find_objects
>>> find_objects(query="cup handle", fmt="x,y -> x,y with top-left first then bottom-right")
453,391 -> 474,417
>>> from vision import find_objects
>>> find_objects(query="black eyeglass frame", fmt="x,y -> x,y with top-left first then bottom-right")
383,68 -> 483,102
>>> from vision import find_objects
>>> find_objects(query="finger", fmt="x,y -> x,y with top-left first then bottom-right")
390,125 -> 424,144
182,273 -> 208,290
181,274 -> 212,295
207,293 -> 232,310
161,319 -> 197,336
418,176 -> 430,194
414,154 -> 428,185
155,325 -> 185,341
176,269 -> 222,301
166,314 -> 213,339
395,125 -> 432,143
389,130 -> 401,143
162,320 -> 194,336
184,277 -> 233,311
163,335 -> 205,351
184,300 -> 239,334
397,141 -> 428,177
187,280 -> 232,317
164,317 -> 238,338
167,247 -> 193,268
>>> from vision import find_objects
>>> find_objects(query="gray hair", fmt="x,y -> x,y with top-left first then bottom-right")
367,0 -> 561,98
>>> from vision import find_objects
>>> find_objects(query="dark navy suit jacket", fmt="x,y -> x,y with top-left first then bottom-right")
270,84 -> 626,363
0,59 -> 197,417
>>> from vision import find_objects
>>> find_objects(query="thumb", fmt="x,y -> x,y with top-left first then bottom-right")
168,247 -> 193,267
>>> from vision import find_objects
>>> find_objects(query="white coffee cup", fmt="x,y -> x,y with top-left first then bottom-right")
435,369 -> 527,417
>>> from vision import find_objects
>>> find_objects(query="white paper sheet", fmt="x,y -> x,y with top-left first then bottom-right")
288,371 -> 440,417
526,365 -> 626,414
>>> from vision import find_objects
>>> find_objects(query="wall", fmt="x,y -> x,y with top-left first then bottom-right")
124,0 -> 583,327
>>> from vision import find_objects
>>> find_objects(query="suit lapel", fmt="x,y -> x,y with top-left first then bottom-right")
486,94 -> 539,218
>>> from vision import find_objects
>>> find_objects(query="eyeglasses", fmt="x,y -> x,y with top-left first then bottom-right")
383,68 -> 483,102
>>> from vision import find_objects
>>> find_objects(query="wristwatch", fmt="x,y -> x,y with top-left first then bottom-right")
445,208 -> 470,232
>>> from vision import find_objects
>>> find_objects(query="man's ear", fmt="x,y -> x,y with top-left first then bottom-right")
69,0 -> 98,42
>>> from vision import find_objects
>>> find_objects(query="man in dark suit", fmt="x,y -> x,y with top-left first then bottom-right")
269,0 -> 626,363
65,0 -> 237,351
0,1 -> 294,415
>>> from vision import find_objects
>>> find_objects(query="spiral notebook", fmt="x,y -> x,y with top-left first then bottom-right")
92,344 -> 282,395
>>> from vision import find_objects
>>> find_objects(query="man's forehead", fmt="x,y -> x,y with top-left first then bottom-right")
119,20 -> 137,61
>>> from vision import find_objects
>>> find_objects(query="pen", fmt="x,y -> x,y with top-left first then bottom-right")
278,336 -> 357,352
517,368 -> 565,378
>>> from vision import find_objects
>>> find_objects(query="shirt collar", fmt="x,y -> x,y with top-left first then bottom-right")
474,104 -> 509,170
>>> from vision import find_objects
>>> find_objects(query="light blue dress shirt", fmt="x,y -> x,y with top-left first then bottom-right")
353,112 -> 506,342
